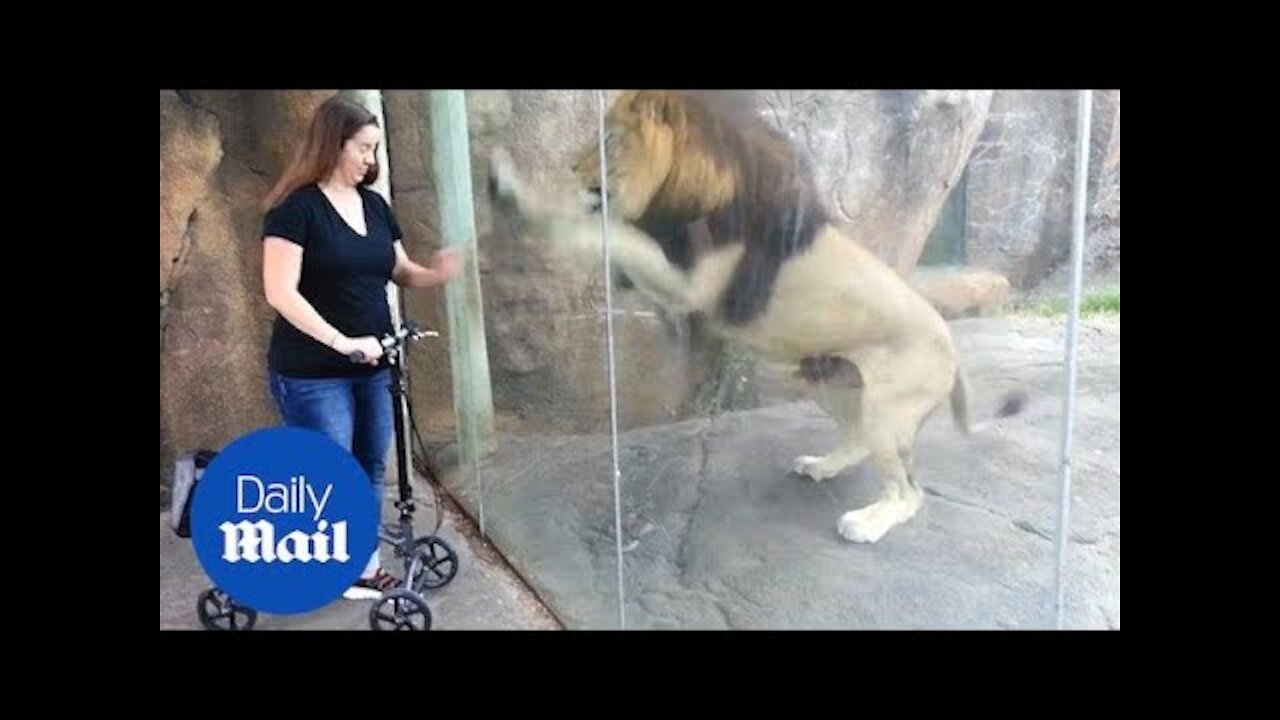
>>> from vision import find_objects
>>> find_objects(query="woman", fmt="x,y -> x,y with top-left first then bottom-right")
260,95 -> 463,597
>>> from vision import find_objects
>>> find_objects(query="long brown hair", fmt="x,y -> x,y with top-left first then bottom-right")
261,95 -> 381,211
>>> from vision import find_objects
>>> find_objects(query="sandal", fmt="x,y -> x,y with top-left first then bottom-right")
354,569 -> 400,591
342,569 -> 400,599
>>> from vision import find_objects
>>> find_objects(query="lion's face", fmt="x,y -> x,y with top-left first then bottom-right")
571,91 -> 677,221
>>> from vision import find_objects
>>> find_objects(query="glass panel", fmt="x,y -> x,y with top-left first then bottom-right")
596,90 -> 1118,629
405,90 -> 626,628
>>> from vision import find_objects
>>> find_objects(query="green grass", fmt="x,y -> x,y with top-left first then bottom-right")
1016,287 -> 1119,318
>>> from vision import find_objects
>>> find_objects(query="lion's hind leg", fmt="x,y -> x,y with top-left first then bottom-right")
791,355 -> 870,482
835,346 -> 954,544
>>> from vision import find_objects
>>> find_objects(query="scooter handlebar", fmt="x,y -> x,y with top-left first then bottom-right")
347,323 -> 439,363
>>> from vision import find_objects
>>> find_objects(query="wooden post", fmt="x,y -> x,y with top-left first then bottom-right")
429,90 -> 495,531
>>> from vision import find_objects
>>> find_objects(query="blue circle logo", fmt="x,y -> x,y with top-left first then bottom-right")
190,427 -> 380,614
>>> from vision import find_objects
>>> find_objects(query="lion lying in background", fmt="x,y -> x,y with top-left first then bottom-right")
488,90 -> 1025,544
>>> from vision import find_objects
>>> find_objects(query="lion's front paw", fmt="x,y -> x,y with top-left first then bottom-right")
837,506 -> 894,544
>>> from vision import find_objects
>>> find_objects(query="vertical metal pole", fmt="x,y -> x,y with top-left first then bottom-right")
596,90 -> 626,631
341,90 -> 412,497
1054,89 -> 1092,630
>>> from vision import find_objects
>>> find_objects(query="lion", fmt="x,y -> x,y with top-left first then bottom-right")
487,90 -> 1025,544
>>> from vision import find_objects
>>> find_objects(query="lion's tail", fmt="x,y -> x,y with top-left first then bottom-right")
949,365 -> 1028,436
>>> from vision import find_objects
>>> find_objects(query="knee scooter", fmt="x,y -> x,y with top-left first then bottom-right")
195,320 -> 459,631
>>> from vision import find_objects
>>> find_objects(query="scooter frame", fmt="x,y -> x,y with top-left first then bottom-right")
195,320 -> 458,631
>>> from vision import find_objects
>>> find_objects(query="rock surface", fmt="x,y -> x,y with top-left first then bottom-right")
159,90 -> 334,504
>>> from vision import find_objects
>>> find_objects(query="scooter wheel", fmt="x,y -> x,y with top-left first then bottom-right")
369,589 -> 432,631
411,536 -> 459,591
197,587 -> 258,631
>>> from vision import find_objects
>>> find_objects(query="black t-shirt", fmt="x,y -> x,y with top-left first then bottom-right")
261,183 -> 401,378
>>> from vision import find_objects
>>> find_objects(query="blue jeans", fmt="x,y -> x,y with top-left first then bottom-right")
267,368 -> 394,506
